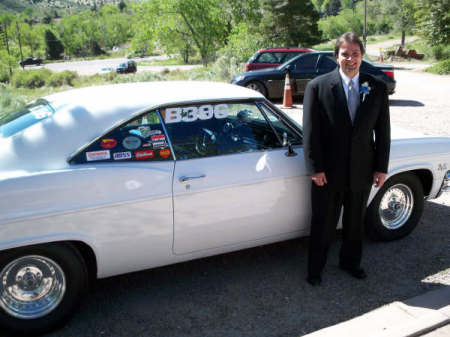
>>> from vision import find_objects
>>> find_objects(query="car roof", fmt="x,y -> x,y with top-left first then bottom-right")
257,48 -> 313,53
0,81 -> 263,173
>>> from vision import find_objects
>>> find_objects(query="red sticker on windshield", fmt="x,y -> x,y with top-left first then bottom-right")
159,149 -> 171,159
135,150 -> 154,160
100,138 -> 117,149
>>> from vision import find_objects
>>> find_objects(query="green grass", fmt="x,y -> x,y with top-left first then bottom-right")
137,56 -> 202,66
425,59 -> 450,75
313,34 -> 401,51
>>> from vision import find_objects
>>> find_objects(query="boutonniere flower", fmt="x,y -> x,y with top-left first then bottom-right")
360,82 -> 371,102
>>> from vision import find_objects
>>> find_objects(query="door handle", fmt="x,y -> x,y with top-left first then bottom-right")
179,174 -> 206,183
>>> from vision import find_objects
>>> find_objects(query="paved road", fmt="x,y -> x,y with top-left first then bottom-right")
33,55 -> 201,75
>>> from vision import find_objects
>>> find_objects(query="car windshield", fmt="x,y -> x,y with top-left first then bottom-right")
277,54 -> 305,70
0,99 -> 56,138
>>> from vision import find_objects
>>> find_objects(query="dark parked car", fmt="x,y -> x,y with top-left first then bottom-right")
245,47 -> 313,72
233,51 -> 396,98
19,57 -> 43,67
116,60 -> 137,74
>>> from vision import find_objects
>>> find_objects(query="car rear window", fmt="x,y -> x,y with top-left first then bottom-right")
0,100 -> 56,138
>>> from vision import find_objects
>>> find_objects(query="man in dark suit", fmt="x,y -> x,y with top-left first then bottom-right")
303,32 -> 390,286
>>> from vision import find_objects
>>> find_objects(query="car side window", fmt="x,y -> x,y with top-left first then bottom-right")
256,52 -> 279,63
258,104 -> 302,145
317,55 -> 337,72
292,54 -> 319,71
71,110 -> 172,164
162,102 -> 282,160
282,52 -> 303,63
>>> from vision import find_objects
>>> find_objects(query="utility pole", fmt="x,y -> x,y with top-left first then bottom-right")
363,0 -> 367,49
353,0 -> 368,49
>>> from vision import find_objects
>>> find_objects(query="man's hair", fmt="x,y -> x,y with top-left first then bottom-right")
334,32 -> 365,57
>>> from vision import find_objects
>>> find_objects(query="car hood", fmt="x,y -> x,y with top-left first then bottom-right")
234,67 -> 281,79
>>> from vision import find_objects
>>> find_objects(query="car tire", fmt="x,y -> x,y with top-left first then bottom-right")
366,173 -> 424,241
0,243 -> 89,335
245,81 -> 267,97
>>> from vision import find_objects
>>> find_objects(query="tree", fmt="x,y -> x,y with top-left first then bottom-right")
322,0 -> 341,16
260,0 -> 321,47
45,30 -> 64,59
416,0 -> 449,46
159,0 -> 228,65
118,0 -> 126,12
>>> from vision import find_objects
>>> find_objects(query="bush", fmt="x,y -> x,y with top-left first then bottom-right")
47,71 -> 78,87
425,59 -> 450,75
11,69 -> 52,88
0,85 -> 26,119
431,44 -> 450,60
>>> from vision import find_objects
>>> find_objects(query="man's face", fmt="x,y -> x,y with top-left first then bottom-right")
336,41 -> 362,78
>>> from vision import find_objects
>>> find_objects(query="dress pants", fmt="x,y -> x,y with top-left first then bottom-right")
307,184 -> 371,278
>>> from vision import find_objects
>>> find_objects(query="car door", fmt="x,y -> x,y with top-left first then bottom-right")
163,101 -> 311,255
290,53 -> 320,95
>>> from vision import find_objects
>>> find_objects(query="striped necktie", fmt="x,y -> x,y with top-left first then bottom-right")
348,80 -> 359,124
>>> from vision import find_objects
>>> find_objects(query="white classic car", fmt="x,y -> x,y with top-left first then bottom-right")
0,82 -> 449,334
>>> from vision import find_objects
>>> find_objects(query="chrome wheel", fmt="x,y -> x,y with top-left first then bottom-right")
245,82 -> 265,96
379,183 -> 414,230
0,255 -> 66,319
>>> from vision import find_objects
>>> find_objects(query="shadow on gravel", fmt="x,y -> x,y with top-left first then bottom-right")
390,99 -> 424,107
44,200 -> 450,337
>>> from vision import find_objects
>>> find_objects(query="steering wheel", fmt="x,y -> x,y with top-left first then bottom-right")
195,128 -> 217,156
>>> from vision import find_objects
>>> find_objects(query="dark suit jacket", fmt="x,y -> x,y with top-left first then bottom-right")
303,68 -> 390,191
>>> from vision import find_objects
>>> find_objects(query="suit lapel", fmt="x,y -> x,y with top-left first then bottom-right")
330,68 -> 352,127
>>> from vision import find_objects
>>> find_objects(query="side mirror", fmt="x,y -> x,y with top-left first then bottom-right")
283,132 -> 297,157
285,64 -> 292,73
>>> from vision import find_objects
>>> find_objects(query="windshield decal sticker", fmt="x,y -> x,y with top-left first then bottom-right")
100,138 -> 117,149
159,149 -> 171,159
152,141 -> 166,149
138,126 -> 152,138
165,104 -> 229,123
86,150 -> 110,161
113,151 -> 131,160
135,150 -> 154,160
122,136 -> 141,150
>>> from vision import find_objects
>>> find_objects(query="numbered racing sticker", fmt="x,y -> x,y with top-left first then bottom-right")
113,151 -> 131,160
165,104 -> 229,124
100,138 -> 117,149
86,150 -> 110,161
135,150 -> 154,160
122,136 -> 142,150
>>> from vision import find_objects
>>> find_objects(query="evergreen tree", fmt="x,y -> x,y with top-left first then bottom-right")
44,30 -> 64,59
260,0 -> 321,47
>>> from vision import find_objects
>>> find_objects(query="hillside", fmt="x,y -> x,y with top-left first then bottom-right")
0,0 -> 120,14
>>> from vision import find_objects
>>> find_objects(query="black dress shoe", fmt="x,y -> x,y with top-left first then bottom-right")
339,264 -> 367,279
306,276 -> 322,286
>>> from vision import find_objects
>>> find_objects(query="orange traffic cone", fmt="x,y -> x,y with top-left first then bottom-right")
282,72 -> 293,108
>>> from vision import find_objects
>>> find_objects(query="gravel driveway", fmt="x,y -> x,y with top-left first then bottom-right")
19,67 -> 450,337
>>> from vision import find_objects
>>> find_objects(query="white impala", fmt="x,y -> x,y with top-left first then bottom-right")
0,82 -> 449,334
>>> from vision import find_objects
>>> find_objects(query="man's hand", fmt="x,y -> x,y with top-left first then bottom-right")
373,172 -> 387,188
312,172 -> 327,187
